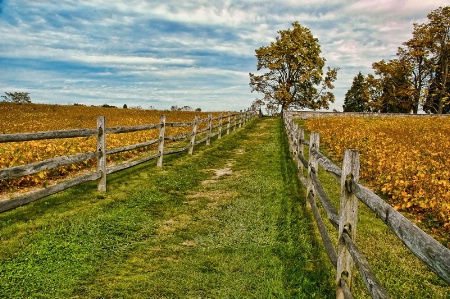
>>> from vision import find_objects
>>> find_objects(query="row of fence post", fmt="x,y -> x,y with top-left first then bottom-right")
96,110 -> 253,192
285,116 -> 361,298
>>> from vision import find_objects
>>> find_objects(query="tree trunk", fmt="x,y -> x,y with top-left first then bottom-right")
281,104 -> 286,119
438,58 -> 449,114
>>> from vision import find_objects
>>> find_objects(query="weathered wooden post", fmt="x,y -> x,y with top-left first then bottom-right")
97,116 -> 106,192
233,113 -> 237,131
157,115 -> 165,167
239,110 -> 242,128
293,123 -> 299,158
218,112 -> 223,139
206,113 -> 212,146
336,149 -> 360,299
189,115 -> 198,155
306,132 -> 320,208
227,112 -> 231,135
298,128 -> 305,178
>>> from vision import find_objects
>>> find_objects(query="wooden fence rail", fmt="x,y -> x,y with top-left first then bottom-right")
0,110 -> 256,213
283,112 -> 450,298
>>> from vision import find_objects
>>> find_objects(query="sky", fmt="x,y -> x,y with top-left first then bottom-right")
0,0 -> 448,112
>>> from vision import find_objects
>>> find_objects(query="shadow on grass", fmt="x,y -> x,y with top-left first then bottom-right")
275,119 -> 335,298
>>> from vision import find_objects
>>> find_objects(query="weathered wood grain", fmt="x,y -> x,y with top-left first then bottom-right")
310,147 -> 342,181
0,151 -> 99,180
97,116 -> 106,192
206,114 -> 212,146
166,121 -> 194,127
164,132 -> 194,141
106,123 -> 160,134
342,232 -> 390,299
157,115 -> 165,167
0,128 -> 98,143
189,116 -> 198,155
310,171 -> 339,228
337,149 -> 360,299
308,191 -> 338,268
0,171 -> 101,213
306,132 -> 320,207
106,139 -> 159,155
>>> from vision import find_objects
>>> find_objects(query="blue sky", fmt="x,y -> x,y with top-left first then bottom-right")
0,0 -> 447,111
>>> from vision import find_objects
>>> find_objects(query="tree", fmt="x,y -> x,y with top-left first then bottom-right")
368,59 -> 413,113
249,22 -> 338,116
398,22 -> 434,114
1,92 -> 32,103
424,57 -> 450,113
180,106 -> 193,111
123,104 -> 128,109
343,72 -> 371,112
423,6 -> 450,114
250,99 -> 264,113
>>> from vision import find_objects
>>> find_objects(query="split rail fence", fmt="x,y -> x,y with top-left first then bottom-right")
283,112 -> 450,298
0,110 -> 255,213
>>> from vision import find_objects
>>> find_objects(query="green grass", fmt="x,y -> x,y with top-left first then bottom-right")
295,119 -> 450,298
0,118 -> 335,298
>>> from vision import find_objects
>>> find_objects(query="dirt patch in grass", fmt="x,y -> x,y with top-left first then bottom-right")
156,214 -> 192,235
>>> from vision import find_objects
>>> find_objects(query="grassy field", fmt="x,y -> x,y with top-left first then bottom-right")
0,117 -> 448,298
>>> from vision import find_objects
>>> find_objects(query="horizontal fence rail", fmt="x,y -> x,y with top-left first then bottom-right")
283,111 -> 450,298
0,110 -> 256,213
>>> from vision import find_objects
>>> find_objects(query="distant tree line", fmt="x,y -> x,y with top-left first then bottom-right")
344,6 -> 450,114
170,105 -> 201,112
2,93 -> 204,112
1,92 -> 32,103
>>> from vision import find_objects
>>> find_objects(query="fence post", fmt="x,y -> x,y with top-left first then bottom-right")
336,149 -> 360,299
293,123 -> 299,158
189,115 -> 198,155
239,110 -> 242,128
97,116 -> 106,192
206,113 -> 212,146
234,114 -> 237,131
157,115 -> 165,167
227,112 -> 231,135
298,128 -> 305,177
218,112 -> 223,139
306,132 -> 320,208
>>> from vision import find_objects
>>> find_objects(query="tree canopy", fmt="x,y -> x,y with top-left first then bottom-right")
343,72 -> 371,112
343,6 -> 450,114
1,92 -> 32,103
249,22 -> 337,114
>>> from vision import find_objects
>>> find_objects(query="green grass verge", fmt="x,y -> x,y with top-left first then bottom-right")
0,118 -> 335,298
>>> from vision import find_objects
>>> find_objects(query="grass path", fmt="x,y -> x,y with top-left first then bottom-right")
0,118 -> 335,298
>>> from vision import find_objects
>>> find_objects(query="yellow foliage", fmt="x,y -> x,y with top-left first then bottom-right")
0,103 -> 225,194
306,116 -> 450,229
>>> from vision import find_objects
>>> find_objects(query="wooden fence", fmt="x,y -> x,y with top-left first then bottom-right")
0,110 -> 256,213
283,112 -> 450,298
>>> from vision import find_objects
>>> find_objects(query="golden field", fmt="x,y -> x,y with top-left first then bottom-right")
305,116 -> 450,235
0,102 -> 225,194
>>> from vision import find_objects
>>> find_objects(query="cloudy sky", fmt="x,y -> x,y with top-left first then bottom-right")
0,1 -> 448,111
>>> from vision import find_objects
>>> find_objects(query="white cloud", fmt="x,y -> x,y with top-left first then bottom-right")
1,0 -> 448,111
